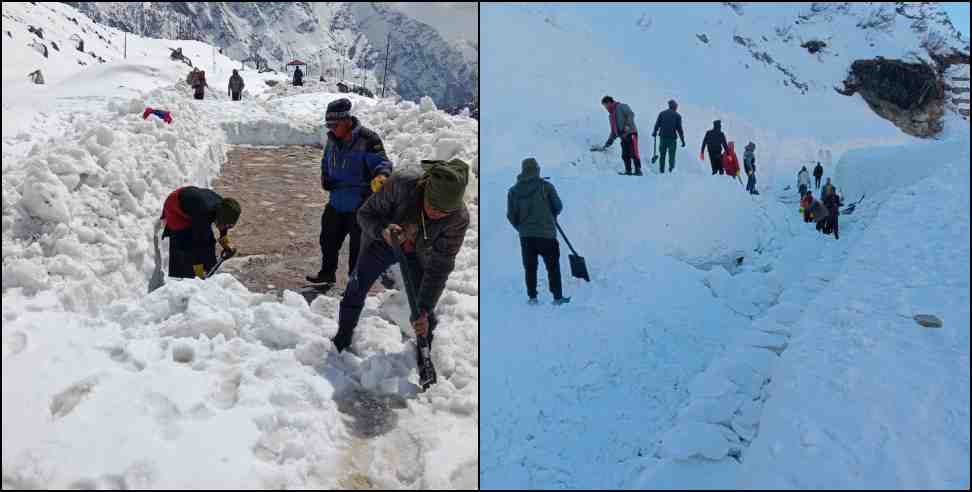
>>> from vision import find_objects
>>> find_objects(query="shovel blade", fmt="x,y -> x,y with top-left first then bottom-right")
568,253 -> 591,282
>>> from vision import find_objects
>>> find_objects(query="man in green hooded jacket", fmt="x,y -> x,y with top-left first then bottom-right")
332,159 -> 471,355
507,157 -> 570,305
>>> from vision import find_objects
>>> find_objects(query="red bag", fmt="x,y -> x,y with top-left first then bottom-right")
722,142 -> 740,177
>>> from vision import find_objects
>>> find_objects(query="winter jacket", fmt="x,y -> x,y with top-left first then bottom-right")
808,198 -> 829,223
605,102 -> 637,147
161,186 -> 224,245
321,117 -> 393,212
507,165 -> 563,240
743,149 -> 756,175
357,168 -> 470,313
702,128 -> 729,157
652,108 -> 684,141
722,142 -> 740,176
813,164 -> 824,178
822,182 -> 836,198
798,169 -> 810,188
228,73 -> 244,93
823,192 -> 841,215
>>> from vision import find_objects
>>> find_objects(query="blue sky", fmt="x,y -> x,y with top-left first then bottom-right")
941,2 -> 970,38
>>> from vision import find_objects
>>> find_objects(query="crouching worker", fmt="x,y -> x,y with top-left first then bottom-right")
332,160 -> 471,357
161,186 -> 240,279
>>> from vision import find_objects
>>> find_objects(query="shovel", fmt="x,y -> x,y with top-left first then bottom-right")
650,135 -> 658,164
555,221 -> 591,282
391,231 -> 437,391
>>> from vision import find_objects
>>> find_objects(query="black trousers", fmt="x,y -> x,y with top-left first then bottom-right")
231,91 -> 241,101
520,236 -> 563,299
815,176 -> 822,189
620,133 -> 642,173
319,204 -> 361,278
335,242 -> 437,355
709,151 -> 724,174
166,227 -> 216,279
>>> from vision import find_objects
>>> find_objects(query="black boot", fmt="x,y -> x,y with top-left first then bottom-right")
306,271 -> 336,285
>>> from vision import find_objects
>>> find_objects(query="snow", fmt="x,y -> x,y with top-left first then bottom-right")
3,2 -> 477,489
481,3 -> 968,490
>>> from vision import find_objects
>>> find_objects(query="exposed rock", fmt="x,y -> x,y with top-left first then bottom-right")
801,40 -> 826,54
696,33 -> 709,44
913,314 -> 943,328
838,58 -> 945,138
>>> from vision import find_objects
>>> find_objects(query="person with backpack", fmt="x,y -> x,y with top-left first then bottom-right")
293,65 -> 303,86
813,162 -> 824,190
800,191 -> 814,223
809,194 -> 830,233
822,183 -> 841,240
332,159 -> 471,355
651,99 -> 686,174
228,69 -> 244,101
160,186 -> 240,279
798,166 -> 810,197
306,98 -> 393,287
507,157 -> 571,306
190,68 -> 207,100
701,120 -> 729,175
743,141 -> 758,195
821,177 -> 835,199
595,96 -> 641,176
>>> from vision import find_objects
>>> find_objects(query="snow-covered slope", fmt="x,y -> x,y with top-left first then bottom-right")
64,2 -> 477,111
481,3 -> 969,489
3,2 -> 478,488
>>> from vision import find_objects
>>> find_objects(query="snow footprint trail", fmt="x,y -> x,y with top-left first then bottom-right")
628,183 -> 895,487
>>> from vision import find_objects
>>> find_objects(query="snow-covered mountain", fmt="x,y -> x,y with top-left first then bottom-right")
65,2 -> 478,111
481,3 -> 968,489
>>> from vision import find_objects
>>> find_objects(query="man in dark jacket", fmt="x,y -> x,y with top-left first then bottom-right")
597,96 -> 641,175
160,186 -> 240,279
701,120 -> 729,175
507,158 -> 569,305
332,160 -> 471,355
822,183 -> 841,240
813,162 -> 824,190
228,69 -> 244,101
293,65 -> 303,86
307,98 -> 393,286
652,99 -> 686,174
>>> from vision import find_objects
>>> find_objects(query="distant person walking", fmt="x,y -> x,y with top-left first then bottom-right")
701,120 -> 729,175
595,96 -> 642,176
293,65 -> 303,86
813,161 -> 824,190
743,141 -> 758,195
507,158 -> 570,305
798,166 -> 811,197
228,69 -> 244,101
652,99 -> 686,174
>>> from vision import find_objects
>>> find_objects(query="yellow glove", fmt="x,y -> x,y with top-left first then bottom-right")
193,264 -> 206,279
371,174 -> 387,193
219,235 -> 232,251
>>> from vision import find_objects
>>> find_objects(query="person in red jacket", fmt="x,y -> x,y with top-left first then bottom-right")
160,186 -> 241,279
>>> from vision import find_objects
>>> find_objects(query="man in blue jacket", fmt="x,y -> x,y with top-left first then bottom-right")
307,98 -> 393,285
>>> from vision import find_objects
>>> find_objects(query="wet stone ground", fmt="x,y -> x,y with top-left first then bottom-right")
212,145 -> 384,301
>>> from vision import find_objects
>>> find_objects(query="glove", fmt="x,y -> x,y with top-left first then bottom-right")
192,264 -> 206,279
700,151 -> 705,161
370,174 -> 387,193
681,141 -> 686,148
219,235 -> 232,251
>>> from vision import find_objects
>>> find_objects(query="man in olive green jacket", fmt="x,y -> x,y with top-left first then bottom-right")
507,157 -> 569,305
333,159 -> 471,354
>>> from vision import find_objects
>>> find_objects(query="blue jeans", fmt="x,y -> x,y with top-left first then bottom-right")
334,241 -> 437,353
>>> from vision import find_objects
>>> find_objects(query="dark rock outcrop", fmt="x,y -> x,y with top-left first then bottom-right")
838,58 -> 945,137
